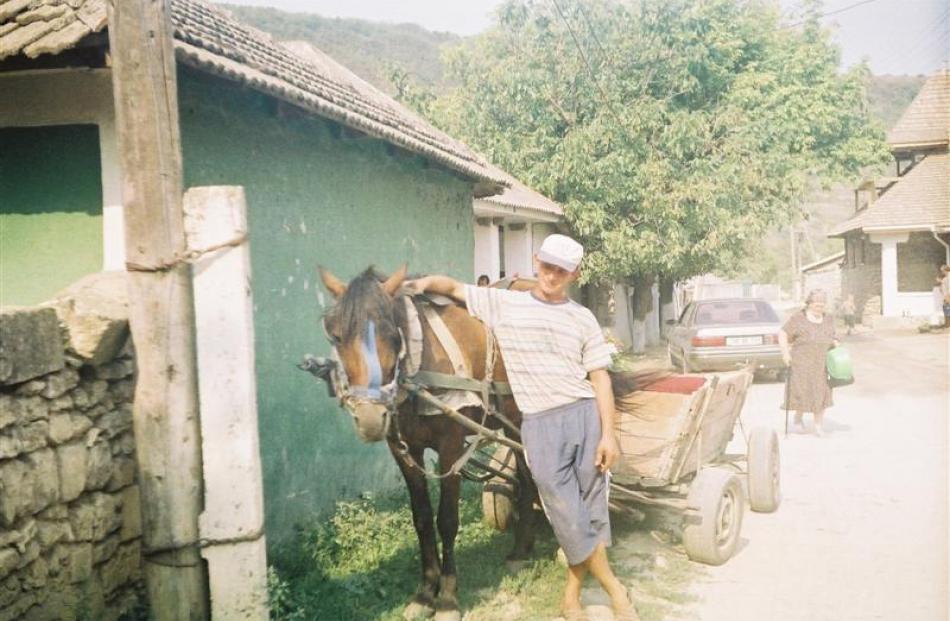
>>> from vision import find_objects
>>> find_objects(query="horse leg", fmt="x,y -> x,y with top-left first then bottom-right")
390,441 -> 440,620
433,431 -> 465,621
507,451 -> 538,571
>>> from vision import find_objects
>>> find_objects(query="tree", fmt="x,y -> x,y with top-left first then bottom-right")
426,0 -> 889,288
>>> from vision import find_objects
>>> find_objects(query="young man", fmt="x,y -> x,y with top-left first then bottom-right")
408,234 -> 638,621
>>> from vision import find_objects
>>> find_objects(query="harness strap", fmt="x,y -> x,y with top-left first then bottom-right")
421,304 -> 471,377
408,370 -> 512,396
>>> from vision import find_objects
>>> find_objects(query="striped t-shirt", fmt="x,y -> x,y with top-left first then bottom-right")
464,285 -> 613,415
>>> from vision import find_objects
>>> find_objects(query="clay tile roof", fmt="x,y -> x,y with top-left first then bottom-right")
481,168 -> 563,217
829,152 -> 950,236
887,69 -> 950,150
0,0 -> 508,192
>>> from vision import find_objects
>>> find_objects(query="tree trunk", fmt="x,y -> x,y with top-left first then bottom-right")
630,275 -> 655,354
659,278 -> 676,339
107,2 -> 209,619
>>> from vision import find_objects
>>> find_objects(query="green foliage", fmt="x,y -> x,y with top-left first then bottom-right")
427,0 -> 890,284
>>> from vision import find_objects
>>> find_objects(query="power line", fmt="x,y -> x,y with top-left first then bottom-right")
782,0 -> 884,29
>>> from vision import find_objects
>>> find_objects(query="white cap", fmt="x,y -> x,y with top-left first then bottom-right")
537,234 -> 584,272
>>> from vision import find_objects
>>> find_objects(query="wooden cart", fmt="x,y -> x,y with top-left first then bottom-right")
479,368 -> 781,566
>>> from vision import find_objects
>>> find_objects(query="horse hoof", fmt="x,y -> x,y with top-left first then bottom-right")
505,559 -> 529,573
433,610 -> 462,621
403,602 -> 435,620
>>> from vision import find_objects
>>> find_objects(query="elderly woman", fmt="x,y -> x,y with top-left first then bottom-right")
779,289 -> 839,436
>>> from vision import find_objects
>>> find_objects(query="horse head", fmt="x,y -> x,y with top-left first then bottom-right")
319,265 -> 408,442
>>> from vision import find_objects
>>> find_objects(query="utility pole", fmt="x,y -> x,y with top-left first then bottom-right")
107,2 -> 209,619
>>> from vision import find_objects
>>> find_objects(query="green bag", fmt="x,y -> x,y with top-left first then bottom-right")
826,346 -> 854,387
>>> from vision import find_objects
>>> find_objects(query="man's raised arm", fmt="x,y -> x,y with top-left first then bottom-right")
407,275 -> 467,302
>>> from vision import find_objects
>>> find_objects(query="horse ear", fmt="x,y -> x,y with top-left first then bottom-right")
319,266 -> 347,298
382,264 -> 408,296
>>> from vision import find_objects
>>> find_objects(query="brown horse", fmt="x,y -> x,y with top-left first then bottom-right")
316,265 -> 538,621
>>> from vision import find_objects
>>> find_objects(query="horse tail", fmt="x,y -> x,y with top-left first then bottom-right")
607,368 -> 670,400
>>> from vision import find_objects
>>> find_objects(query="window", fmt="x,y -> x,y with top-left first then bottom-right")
497,225 -> 506,278
694,301 -> 780,325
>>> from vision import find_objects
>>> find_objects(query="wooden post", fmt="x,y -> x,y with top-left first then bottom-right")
107,2 -> 209,619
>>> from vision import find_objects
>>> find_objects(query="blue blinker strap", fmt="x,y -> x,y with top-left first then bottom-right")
361,320 -> 383,394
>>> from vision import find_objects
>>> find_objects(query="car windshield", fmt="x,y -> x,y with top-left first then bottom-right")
693,301 -> 779,325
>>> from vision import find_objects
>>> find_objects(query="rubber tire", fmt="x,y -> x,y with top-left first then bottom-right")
682,468 -> 745,566
747,427 -> 781,513
482,486 -> 514,531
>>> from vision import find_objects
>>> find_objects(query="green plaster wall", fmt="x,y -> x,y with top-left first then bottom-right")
178,68 -> 475,542
0,125 -> 103,306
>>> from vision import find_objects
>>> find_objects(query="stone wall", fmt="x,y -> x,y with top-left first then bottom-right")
0,273 -> 142,621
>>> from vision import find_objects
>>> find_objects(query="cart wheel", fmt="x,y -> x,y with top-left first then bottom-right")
682,468 -> 745,565
482,446 -> 518,531
482,483 -> 514,531
747,427 -> 781,513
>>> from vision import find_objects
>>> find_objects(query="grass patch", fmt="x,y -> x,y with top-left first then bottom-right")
268,480 -> 703,620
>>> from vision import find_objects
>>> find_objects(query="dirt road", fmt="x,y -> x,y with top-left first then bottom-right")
682,330 -> 948,621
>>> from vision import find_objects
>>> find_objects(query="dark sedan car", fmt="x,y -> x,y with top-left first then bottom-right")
667,298 -> 784,375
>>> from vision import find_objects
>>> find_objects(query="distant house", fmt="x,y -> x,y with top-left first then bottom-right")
800,251 -> 845,310
473,172 -> 563,282
829,69 -> 949,319
0,0 -> 515,541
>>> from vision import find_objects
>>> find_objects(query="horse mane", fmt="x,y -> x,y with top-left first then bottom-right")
327,266 -> 405,347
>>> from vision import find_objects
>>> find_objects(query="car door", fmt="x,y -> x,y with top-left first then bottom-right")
668,303 -> 695,353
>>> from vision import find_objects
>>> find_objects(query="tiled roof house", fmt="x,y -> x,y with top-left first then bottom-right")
0,4 -> 562,613
829,69 -> 950,320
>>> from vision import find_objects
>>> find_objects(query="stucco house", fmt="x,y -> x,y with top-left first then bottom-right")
472,172 -> 563,282
829,69 -> 950,320
0,0 -> 515,540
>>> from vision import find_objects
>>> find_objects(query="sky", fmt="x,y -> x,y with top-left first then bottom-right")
225,0 -> 948,75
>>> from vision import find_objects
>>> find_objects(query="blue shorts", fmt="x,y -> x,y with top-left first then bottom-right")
522,399 -> 611,566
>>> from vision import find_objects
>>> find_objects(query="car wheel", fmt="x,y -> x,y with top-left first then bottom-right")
680,350 -> 692,374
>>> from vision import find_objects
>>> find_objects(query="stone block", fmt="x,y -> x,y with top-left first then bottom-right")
38,505 -> 67,521
21,556 -> 48,590
73,380 -> 108,410
0,307 -> 64,386
56,441 -> 87,502
111,432 -> 136,456
0,398 -> 14,431
95,359 -> 135,381
95,406 -> 132,440
40,368 -> 79,400
12,381 -> 45,397
84,439 -> 112,491
0,575 -> 19,609
108,379 -> 135,403
24,449 -> 58,514
47,272 -> 130,366
99,540 -> 140,596
0,590 -> 37,621
15,539 -> 40,569
47,395 -> 73,412
36,520 -> 72,549
118,486 -> 142,543
107,456 -> 136,492
48,413 -> 92,445
0,396 -> 48,432
0,550 -> 18,581
92,533 -> 119,564
61,543 -> 92,584
0,518 -> 35,552
69,493 -> 120,542
0,459 -> 30,526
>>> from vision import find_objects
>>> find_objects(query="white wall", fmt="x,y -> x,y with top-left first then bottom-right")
473,221 -> 500,281
0,69 -> 124,269
504,224 -> 533,279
